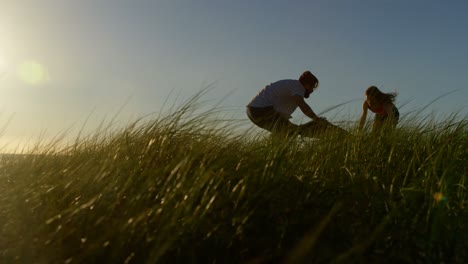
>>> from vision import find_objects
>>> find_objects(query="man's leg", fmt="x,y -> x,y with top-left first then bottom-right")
247,107 -> 298,136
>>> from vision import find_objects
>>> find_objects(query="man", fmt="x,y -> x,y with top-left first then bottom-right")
246,71 -> 326,136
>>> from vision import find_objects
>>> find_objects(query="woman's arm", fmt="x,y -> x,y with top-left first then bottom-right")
359,101 -> 368,130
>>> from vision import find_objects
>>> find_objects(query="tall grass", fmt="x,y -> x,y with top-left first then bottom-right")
0,92 -> 466,263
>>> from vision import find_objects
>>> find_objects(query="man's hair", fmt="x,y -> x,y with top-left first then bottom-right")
366,86 -> 397,103
299,71 -> 319,88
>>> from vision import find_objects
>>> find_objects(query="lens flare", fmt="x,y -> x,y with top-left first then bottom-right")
433,192 -> 447,203
17,61 -> 49,85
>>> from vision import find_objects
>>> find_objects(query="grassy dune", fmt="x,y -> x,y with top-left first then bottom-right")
0,96 -> 466,263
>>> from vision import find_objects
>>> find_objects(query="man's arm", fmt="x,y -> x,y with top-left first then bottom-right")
293,95 -> 322,122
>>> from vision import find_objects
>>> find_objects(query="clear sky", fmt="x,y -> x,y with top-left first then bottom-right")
0,0 -> 467,151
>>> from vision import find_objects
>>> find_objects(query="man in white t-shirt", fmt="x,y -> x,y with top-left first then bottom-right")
246,71 -> 326,135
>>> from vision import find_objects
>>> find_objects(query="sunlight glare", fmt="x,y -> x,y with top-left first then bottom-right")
0,55 -> 7,76
17,61 -> 49,85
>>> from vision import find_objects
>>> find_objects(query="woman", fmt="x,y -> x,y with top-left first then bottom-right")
359,86 -> 399,131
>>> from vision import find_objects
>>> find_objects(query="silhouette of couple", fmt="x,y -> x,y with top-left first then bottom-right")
246,71 -> 399,137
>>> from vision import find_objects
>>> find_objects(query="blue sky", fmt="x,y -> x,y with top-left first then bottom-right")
0,0 -> 467,150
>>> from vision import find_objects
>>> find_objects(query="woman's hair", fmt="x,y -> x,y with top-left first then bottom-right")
299,71 -> 319,88
366,86 -> 397,103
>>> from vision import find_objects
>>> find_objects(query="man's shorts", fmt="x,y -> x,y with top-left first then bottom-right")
246,106 -> 298,133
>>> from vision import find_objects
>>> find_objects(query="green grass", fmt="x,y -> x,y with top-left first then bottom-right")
0,94 -> 466,263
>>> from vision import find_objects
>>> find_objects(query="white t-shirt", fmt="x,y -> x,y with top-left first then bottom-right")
247,79 -> 305,118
